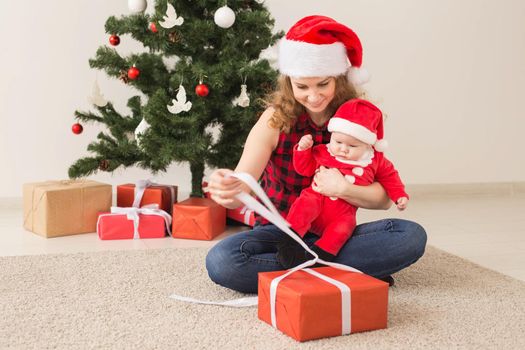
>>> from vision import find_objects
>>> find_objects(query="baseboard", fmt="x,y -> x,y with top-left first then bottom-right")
2,182 -> 524,208
406,182 -> 525,198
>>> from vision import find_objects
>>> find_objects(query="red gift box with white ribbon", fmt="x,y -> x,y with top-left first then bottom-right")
258,266 -> 388,342
117,180 -> 177,214
97,206 -> 172,240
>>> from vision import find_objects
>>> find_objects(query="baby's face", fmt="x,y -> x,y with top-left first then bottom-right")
328,132 -> 369,161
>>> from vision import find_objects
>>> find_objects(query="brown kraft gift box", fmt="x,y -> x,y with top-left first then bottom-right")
171,197 -> 226,240
23,180 -> 112,238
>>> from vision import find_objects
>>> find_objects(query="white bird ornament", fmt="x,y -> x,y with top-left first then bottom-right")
87,80 -> 108,107
167,84 -> 192,114
159,3 -> 184,29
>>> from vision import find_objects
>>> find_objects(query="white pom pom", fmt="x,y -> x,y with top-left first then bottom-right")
374,139 -> 388,152
347,67 -> 370,86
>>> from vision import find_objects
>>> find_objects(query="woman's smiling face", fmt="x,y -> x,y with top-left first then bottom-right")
289,76 -> 336,114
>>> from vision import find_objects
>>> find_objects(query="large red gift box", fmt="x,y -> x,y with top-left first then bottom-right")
171,197 -> 226,240
258,266 -> 389,342
97,211 -> 169,240
117,183 -> 177,214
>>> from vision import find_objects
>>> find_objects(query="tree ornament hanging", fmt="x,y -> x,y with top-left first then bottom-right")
128,0 -> 147,13
214,5 -> 236,28
109,34 -> 120,46
99,159 -> 110,171
149,22 -> 158,33
232,84 -> 250,107
125,131 -> 135,142
72,123 -> 83,135
134,117 -> 150,147
160,3 -> 184,29
118,70 -> 130,84
87,80 -> 108,107
167,84 -> 192,114
195,82 -> 209,97
168,31 -> 182,43
127,65 -> 140,80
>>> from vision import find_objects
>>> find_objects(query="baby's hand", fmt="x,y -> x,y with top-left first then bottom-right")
396,197 -> 409,211
298,134 -> 314,151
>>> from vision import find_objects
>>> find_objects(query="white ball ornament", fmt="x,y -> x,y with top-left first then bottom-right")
128,0 -> 147,13
214,5 -> 236,28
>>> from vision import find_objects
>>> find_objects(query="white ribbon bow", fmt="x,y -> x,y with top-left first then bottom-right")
109,206 -> 172,239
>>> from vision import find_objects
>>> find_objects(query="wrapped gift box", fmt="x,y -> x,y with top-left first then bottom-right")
171,197 -> 226,240
202,182 -> 254,227
258,266 -> 389,342
97,208 -> 170,240
227,206 -> 255,227
23,180 -> 112,238
117,182 -> 177,214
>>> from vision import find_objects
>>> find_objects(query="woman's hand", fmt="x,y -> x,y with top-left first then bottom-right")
311,166 -> 347,197
312,166 -> 391,209
207,168 -> 244,209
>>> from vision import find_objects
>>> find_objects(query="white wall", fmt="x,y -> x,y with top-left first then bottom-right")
1,0 -> 524,198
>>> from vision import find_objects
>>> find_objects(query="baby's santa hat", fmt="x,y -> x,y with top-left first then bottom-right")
278,15 -> 369,85
328,99 -> 388,152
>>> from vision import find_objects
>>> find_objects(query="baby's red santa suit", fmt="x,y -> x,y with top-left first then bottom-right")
285,99 -> 408,262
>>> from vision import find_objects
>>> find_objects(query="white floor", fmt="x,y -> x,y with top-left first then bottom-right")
2,193 -> 524,282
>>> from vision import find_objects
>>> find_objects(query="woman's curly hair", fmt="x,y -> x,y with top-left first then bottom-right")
266,75 -> 361,133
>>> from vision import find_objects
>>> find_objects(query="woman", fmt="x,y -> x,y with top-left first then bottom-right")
205,15 -> 426,293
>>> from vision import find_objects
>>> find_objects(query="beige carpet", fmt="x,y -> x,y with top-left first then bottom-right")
1,246 -> 524,349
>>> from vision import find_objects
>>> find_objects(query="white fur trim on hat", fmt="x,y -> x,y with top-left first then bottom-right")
278,39 -> 349,77
328,117 -> 377,145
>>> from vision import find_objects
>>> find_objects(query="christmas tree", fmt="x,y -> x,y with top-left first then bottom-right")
69,0 -> 283,197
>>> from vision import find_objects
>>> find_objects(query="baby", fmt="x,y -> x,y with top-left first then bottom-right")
281,99 -> 408,267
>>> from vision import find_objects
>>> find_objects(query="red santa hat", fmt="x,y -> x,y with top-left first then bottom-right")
327,99 -> 388,152
278,15 -> 369,85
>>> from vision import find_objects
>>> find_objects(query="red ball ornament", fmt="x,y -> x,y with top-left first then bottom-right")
72,123 -> 83,135
195,83 -> 209,97
109,34 -> 120,46
149,22 -> 158,33
127,66 -> 140,80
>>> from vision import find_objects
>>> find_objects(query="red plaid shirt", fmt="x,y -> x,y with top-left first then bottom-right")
256,113 -> 332,225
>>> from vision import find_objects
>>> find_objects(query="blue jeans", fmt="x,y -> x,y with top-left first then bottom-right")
206,219 -> 427,293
